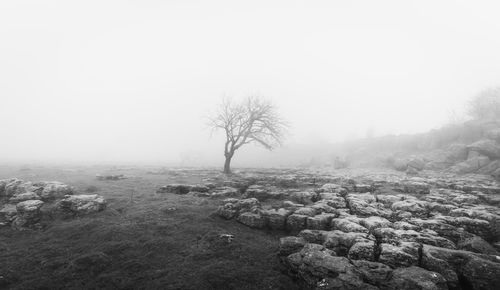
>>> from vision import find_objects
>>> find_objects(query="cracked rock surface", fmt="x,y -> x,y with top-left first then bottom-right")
214,169 -> 500,289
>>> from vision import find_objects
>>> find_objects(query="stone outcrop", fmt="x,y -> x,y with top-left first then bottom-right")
213,171 -> 500,289
0,178 -> 106,230
55,194 -> 107,217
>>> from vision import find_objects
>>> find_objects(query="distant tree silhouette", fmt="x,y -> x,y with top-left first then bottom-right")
468,87 -> 500,120
209,96 -> 287,174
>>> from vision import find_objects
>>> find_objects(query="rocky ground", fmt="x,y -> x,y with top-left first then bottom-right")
208,169 -> 500,290
1,165 -> 499,289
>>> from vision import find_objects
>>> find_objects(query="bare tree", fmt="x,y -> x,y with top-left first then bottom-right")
467,87 -> 500,120
209,96 -> 288,174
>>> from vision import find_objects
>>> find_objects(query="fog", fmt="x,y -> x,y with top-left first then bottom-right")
1,0 -> 500,166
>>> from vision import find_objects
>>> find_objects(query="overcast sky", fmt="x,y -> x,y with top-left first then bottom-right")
1,0 -> 499,165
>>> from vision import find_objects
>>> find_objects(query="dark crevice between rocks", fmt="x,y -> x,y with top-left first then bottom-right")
374,233 -> 382,262
344,197 -> 353,216
417,243 -> 424,267
457,274 -> 474,290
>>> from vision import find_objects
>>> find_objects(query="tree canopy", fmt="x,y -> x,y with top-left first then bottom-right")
209,96 -> 288,173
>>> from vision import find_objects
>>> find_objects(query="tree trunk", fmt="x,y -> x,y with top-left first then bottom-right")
223,155 -> 232,174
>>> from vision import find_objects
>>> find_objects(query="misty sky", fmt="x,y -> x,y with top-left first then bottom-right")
1,0 -> 500,166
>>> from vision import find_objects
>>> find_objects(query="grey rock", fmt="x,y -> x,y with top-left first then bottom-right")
262,208 -> 291,230
279,236 -> 306,256
379,242 -> 420,268
237,212 -> 266,228
382,266 -> 447,290
55,194 -> 106,217
286,214 -> 308,232
467,139 -> 500,159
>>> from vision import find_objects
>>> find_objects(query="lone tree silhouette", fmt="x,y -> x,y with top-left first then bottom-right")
209,96 -> 287,174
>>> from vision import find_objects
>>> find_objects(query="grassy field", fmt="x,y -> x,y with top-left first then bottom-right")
0,165 -> 299,290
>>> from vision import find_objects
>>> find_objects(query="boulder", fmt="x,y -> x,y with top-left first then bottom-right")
376,194 -> 403,206
351,260 -> 392,286
55,194 -> 106,217
210,186 -> 239,197
4,179 -> 31,197
406,166 -> 419,176
409,218 -> 471,244
360,216 -> 392,231
379,242 -> 420,268
286,214 -> 308,232
288,191 -> 317,204
38,181 -> 73,200
284,244 -> 378,290
298,229 -> 329,244
310,201 -> 337,214
331,218 -> 369,233
237,212 -> 266,228
279,236 -> 306,256
346,193 -> 376,203
461,253 -> 500,290
216,198 -> 260,219
382,266 -> 448,290
393,158 -> 408,171
12,199 -> 44,229
217,203 -> 238,219
323,230 -> 372,255
421,245 -> 500,290
293,207 -> 317,217
244,185 -> 271,200
347,241 -> 375,261
156,184 -> 191,194
436,215 -> 492,241
319,196 -> 347,208
453,156 -> 491,173
306,213 -> 336,230
233,198 -> 260,212
261,208 -> 291,230
9,192 -> 41,203
0,204 -> 17,224
408,158 -> 425,171
448,207 -> 497,222
391,200 -> 428,217
373,227 -> 456,249
348,198 -> 392,218
457,235 -> 499,255
0,179 -> 12,197
427,202 -> 458,215
467,139 -> 500,159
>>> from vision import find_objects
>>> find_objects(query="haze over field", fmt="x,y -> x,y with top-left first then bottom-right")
1,0 -> 500,166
